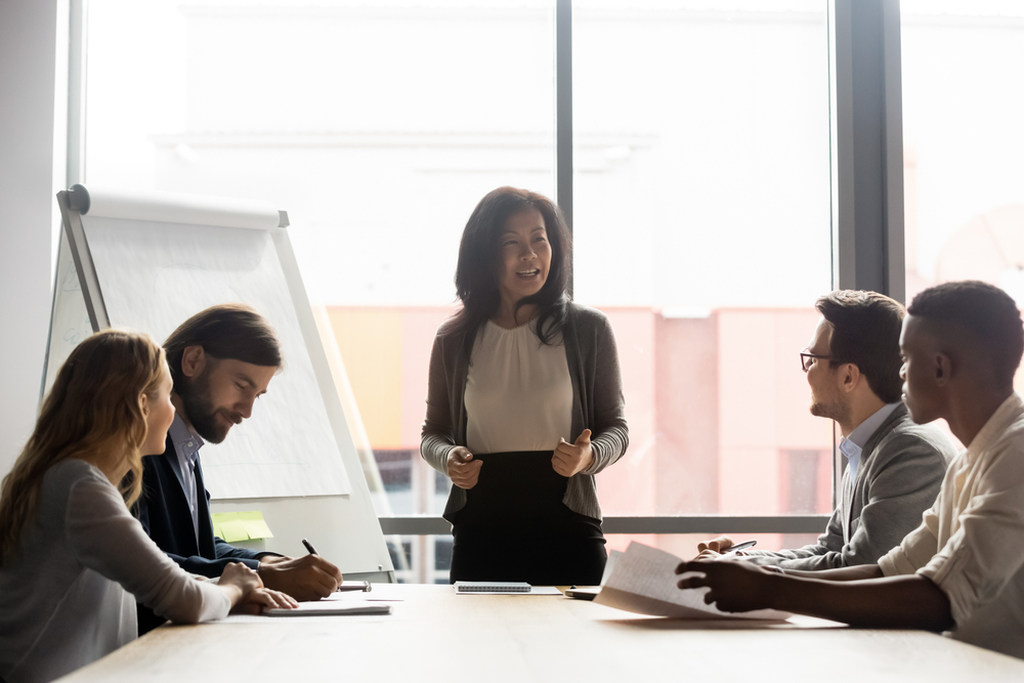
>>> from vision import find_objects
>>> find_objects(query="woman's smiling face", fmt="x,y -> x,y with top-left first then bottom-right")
496,208 -> 551,312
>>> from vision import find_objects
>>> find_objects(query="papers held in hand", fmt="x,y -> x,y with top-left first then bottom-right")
594,541 -> 791,621
263,596 -> 391,616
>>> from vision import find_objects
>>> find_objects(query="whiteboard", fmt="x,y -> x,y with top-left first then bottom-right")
49,185 -> 393,578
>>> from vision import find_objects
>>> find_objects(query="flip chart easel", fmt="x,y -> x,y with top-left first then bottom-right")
47,184 -> 393,580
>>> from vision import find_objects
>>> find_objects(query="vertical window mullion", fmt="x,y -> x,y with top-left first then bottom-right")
830,0 -> 905,300
829,0 -> 905,508
555,0 -> 573,296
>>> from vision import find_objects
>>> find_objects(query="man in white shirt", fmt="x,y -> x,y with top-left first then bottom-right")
678,280 -> 1024,659
698,290 -> 955,569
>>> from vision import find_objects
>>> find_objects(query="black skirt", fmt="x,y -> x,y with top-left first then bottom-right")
449,450 -> 606,585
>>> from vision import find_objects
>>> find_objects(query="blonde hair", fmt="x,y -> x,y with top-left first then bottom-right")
0,329 -> 166,566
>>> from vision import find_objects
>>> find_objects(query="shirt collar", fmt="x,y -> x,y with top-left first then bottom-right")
839,402 -> 901,480
838,436 -> 862,463
965,392 -> 1024,462
168,413 -> 203,463
846,402 -> 901,450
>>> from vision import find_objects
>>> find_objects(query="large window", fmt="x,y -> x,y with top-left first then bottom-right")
901,0 -> 1024,426
82,0 -> 839,580
571,4 -> 832,560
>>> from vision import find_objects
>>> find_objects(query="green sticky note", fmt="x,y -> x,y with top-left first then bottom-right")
239,510 -> 275,540
215,519 -> 250,543
211,511 -> 274,542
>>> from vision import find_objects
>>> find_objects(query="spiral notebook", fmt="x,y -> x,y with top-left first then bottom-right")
454,581 -> 532,594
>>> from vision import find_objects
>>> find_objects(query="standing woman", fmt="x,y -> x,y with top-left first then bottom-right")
421,186 -> 629,585
0,330 -> 294,682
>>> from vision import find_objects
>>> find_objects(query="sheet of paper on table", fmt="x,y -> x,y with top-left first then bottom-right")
263,593 -> 392,616
594,541 -> 791,621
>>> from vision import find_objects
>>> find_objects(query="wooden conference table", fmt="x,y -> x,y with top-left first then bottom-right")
63,584 -> 1024,682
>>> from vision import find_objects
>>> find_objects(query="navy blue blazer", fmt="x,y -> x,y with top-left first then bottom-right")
135,433 -> 272,633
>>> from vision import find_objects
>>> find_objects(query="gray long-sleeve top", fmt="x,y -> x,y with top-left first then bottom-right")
421,303 -> 629,522
0,459 -> 232,682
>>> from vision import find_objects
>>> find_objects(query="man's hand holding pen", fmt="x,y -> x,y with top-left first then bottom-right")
258,540 -> 343,600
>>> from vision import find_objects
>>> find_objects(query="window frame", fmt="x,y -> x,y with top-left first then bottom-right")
64,0 -> 904,539
376,0 -> 904,538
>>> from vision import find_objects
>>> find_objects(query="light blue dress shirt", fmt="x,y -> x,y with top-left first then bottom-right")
839,402 -> 901,480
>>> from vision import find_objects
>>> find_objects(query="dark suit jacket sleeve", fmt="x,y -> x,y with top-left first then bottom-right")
137,438 -> 271,579
204,488 -> 281,569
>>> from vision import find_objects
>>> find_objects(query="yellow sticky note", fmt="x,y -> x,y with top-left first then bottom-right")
211,511 -> 274,542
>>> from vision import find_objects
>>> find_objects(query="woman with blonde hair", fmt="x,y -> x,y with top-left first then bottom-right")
0,330 -> 295,682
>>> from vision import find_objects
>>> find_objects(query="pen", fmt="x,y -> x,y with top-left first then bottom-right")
303,539 -> 366,591
721,539 -> 757,555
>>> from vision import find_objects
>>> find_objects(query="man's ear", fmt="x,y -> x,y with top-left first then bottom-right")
180,345 -> 206,379
935,353 -> 952,385
839,362 -> 861,393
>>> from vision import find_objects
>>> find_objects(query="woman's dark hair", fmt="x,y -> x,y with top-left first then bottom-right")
448,186 -> 572,358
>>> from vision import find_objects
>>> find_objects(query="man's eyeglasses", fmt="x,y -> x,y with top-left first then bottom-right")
799,352 -> 836,372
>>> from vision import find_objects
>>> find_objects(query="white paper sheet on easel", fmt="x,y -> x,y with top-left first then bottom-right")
594,542 -> 791,621
79,204 -> 351,498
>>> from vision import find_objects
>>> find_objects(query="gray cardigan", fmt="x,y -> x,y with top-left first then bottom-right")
420,303 -> 629,523
743,404 -> 957,570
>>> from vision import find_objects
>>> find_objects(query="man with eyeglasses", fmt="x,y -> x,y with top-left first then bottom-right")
696,290 -> 956,570
680,281 -> 1024,659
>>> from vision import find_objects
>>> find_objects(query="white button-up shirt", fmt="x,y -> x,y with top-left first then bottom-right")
879,392 -> 1024,659
168,414 -> 204,543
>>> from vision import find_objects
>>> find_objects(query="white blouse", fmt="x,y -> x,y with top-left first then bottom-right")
465,320 -> 573,454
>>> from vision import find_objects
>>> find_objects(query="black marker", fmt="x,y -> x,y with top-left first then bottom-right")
301,538 -> 318,555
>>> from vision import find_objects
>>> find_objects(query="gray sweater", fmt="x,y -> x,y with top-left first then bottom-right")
421,303 -> 629,522
0,460 -> 230,682
742,404 -> 957,570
